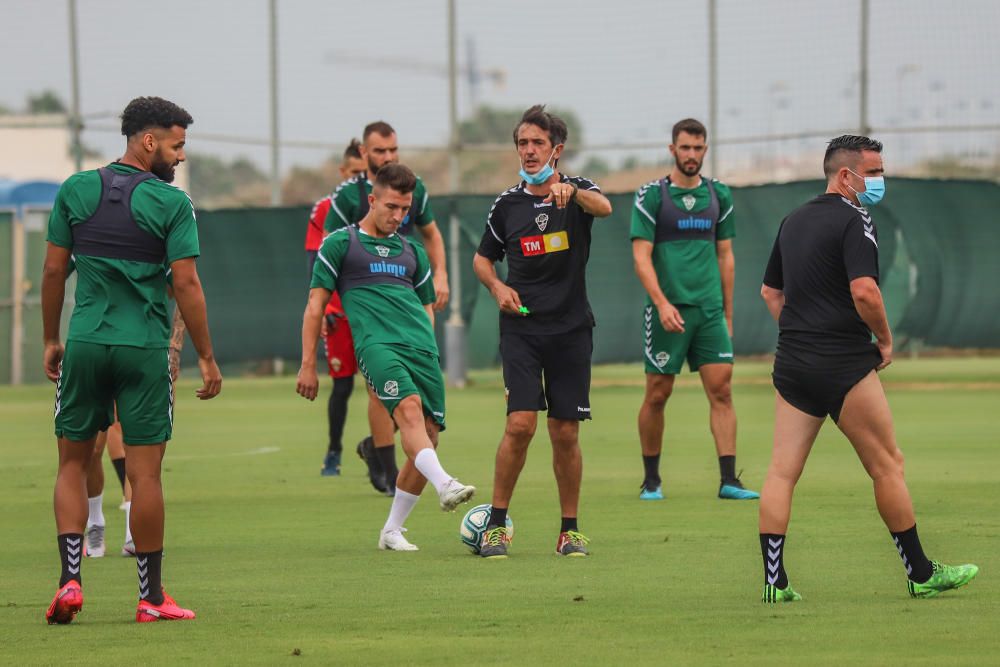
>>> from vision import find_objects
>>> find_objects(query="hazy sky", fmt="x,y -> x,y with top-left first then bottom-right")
2,0 -> 997,174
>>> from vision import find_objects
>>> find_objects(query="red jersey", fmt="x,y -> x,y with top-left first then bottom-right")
305,195 -> 345,318
305,195 -> 331,252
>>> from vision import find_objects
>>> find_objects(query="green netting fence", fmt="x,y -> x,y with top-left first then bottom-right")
4,179 -> 999,382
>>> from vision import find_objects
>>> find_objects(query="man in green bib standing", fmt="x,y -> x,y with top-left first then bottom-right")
42,96 -> 222,624
630,118 -> 758,501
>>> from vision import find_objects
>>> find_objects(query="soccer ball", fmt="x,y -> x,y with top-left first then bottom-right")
460,504 -> 513,554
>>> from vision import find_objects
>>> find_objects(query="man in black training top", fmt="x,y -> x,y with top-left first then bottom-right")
757,134 -> 978,602
473,104 -> 612,559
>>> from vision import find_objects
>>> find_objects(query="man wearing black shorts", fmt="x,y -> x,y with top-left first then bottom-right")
473,105 -> 612,558
757,135 -> 977,602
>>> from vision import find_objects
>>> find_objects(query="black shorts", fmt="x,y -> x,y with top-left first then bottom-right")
772,349 -> 880,423
500,327 -> 593,420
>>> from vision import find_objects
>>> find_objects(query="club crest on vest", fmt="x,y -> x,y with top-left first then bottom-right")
383,380 -> 399,397
375,245 -> 390,258
535,213 -> 549,231
682,194 -> 697,211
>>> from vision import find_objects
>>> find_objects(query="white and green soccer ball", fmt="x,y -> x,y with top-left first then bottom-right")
460,504 -> 513,554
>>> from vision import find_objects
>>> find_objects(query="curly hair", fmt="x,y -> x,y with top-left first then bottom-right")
120,96 -> 193,137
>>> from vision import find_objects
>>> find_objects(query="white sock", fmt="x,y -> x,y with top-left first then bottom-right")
87,494 -> 105,527
413,449 -> 452,493
124,502 -> 133,543
381,490 -> 420,534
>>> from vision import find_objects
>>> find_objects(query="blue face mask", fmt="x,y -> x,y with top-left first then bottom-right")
519,148 -> 557,185
848,169 -> 886,207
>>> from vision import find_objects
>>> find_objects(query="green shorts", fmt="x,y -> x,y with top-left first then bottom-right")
643,304 -> 734,374
54,341 -> 173,445
358,344 -> 446,430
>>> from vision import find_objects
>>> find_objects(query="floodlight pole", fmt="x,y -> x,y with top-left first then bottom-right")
67,0 -> 83,172
444,0 -> 468,387
859,0 -> 870,135
708,0 -> 718,176
268,0 -> 281,205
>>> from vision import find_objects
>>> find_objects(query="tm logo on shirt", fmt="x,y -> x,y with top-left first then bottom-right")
520,231 -> 569,257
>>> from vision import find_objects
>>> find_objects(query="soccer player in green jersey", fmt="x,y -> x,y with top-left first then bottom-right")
42,96 -> 222,624
322,121 -> 450,496
631,118 -> 759,501
298,163 -> 475,551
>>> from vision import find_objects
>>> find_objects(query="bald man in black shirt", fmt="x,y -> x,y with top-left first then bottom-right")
756,135 -> 977,603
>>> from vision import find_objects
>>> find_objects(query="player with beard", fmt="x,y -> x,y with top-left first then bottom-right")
42,96 -> 222,624
631,118 -> 759,501
322,122 -> 450,496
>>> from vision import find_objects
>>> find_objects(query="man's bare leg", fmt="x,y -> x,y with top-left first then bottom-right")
836,371 -> 913,530
637,373 -> 673,495
549,418 -> 582,519
380,414 -> 440,550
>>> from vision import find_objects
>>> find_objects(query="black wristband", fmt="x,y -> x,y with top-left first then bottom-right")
570,182 -> 579,200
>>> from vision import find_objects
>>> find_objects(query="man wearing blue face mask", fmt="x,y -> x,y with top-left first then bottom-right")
473,104 -> 613,559
756,135 -> 978,603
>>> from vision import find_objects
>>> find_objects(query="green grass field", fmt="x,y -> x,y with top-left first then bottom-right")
1,358 -> 997,666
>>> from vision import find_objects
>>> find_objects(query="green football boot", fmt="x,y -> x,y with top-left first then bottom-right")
908,560 -> 979,598
762,583 -> 802,603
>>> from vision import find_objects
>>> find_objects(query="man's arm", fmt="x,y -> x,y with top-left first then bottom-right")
296,286 -> 332,401
573,186 -> 613,217
760,285 -> 784,322
41,242 -> 72,382
543,181 -> 612,217
632,239 -> 684,333
473,252 -> 525,316
716,238 -> 735,336
417,221 -> 450,311
170,257 -> 222,399
850,276 -> 892,369
168,305 -> 186,382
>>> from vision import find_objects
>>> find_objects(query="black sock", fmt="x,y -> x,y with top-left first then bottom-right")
719,455 -> 736,482
760,533 -> 789,589
111,457 -> 127,491
375,445 -> 398,487
487,506 -> 508,530
642,454 -> 661,487
561,517 -> 578,533
58,533 -> 83,587
137,550 -> 164,605
327,377 -> 354,454
891,524 -> 933,583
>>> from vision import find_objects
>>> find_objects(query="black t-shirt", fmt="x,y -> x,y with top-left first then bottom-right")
762,193 -> 880,364
477,174 -> 601,335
